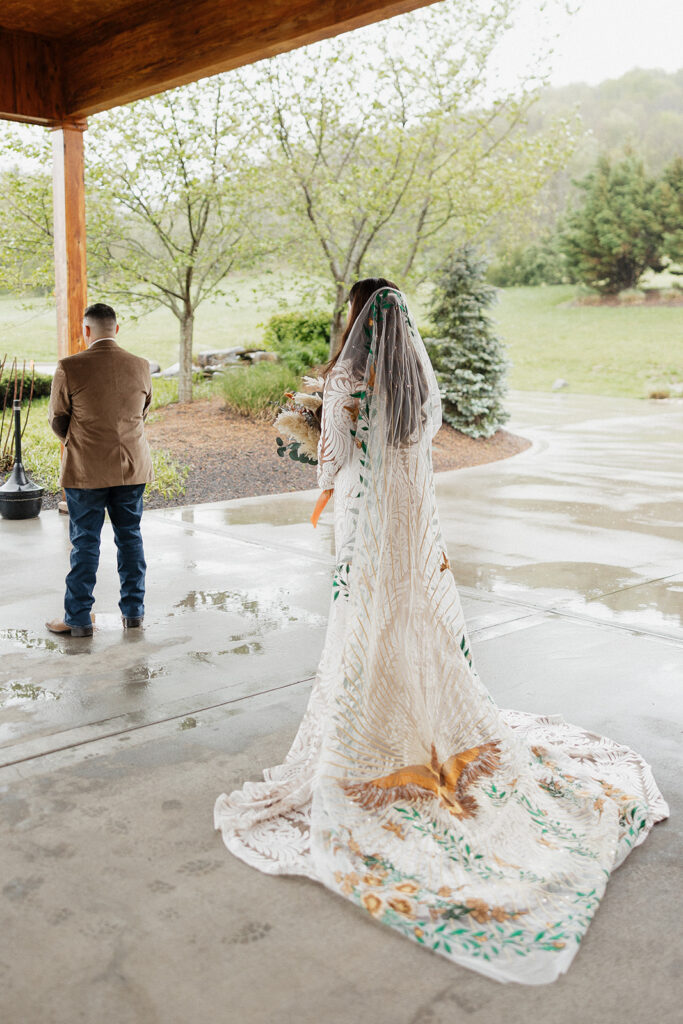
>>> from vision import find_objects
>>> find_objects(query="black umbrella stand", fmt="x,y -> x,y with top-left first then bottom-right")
0,399 -> 43,519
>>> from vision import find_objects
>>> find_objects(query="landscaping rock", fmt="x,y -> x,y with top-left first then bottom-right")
161,362 -> 203,378
242,350 -> 278,364
196,347 -> 246,367
552,378 -> 569,391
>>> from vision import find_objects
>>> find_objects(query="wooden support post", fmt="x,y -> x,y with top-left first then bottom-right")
52,121 -> 87,358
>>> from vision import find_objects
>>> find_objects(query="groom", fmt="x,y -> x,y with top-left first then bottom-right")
46,303 -> 154,637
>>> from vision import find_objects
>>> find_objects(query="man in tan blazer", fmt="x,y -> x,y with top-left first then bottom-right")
46,303 -> 154,637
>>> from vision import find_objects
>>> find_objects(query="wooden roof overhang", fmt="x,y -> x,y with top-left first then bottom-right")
1,0 -> 435,359
0,0 -> 434,126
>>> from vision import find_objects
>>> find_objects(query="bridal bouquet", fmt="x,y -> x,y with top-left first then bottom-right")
274,375 -> 324,465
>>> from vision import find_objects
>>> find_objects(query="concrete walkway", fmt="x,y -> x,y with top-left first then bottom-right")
1,391 -> 681,1024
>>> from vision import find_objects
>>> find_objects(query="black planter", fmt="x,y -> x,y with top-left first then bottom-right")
0,400 -> 44,520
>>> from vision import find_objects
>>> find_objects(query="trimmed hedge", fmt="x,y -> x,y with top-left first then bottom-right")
0,371 -> 53,404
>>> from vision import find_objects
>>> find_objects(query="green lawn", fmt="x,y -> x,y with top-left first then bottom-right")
490,285 -> 682,398
1,280 -> 681,399
0,269 -> 328,368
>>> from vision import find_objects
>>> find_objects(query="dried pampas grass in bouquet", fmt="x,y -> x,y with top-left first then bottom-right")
273,377 -> 324,465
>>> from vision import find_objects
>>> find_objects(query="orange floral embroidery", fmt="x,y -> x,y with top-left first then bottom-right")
387,897 -> 413,918
361,893 -> 383,916
363,874 -> 385,887
465,898 -> 491,924
395,881 -> 419,895
336,871 -> 360,895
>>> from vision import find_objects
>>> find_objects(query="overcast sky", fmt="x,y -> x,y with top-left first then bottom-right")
493,0 -> 683,90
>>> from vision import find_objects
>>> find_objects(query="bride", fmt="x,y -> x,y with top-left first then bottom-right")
214,279 -> 669,985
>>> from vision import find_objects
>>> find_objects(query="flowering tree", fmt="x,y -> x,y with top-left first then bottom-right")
238,0 -> 577,351
87,77 -> 269,401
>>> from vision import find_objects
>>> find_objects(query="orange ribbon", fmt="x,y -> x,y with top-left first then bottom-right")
311,488 -> 333,527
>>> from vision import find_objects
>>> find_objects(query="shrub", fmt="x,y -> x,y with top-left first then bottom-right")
217,362 -> 299,420
262,311 -> 331,374
148,449 -> 189,501
429,246 -> 510,439
487,238 -> 573,287
0,370 -> 53,403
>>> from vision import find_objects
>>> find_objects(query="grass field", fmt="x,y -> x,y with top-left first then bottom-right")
1,280 -> 681,399
492,285 -> 682,398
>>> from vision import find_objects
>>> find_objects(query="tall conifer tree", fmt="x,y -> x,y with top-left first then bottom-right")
429,246 -> 510,438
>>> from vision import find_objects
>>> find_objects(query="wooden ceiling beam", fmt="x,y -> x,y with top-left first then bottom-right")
0,28 -> 65,125
63,0 -> 435,118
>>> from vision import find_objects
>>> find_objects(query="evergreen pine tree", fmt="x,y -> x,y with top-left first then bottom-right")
560,154 -> 664,293
428,246 -> 510,439
654,156 -> 683,270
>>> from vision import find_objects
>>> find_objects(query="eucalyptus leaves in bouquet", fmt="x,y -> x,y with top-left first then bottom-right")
274,378 -> 323,465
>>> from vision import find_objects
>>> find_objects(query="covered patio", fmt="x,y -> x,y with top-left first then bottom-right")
0,0 -> 433,358
1,391 -> 680,1021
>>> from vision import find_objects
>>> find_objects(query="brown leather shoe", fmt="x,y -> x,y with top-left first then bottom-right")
45,618 -> 93,637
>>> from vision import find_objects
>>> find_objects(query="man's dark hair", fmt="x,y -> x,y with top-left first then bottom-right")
83,302 -> 117,324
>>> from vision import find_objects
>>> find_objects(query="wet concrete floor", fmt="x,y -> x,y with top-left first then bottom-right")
1,391 -> 681,1023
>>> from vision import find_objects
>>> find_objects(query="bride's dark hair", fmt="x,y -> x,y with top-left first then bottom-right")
324,276 -> 429,446
324,277 -> 399,378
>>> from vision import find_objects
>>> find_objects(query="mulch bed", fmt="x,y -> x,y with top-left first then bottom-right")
142,397 -> 530,509
569,292 -> 683,307
16,397 -> 531,512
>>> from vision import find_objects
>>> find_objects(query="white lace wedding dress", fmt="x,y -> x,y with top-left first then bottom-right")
214,288 -> 669,985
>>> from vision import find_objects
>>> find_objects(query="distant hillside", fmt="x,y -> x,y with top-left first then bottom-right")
509,67 -> 683,242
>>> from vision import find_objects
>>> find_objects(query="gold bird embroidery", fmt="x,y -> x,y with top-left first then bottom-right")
341,741 -> 502,819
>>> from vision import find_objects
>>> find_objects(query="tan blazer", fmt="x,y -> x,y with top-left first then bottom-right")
48,339 -> 154,489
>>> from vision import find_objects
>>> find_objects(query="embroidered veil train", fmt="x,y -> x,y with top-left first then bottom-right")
214,283 -> 669,985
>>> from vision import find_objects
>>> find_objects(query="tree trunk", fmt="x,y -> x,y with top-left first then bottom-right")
178,310 -> 194,403
328,283 -> 348,357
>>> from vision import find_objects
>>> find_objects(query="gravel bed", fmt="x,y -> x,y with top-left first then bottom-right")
5,397 -> 531,512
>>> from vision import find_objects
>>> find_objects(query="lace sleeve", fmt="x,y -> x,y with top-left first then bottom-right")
317,361 -> 357,490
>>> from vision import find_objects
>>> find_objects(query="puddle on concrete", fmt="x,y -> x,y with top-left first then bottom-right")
171,588 -> 325,634
0,630 -> 62,654
0,681 -> 61,706
125,664 -> 168,685
582,577 -> 683,631
188,651 -> 214,664
226,642 -> 263,655
177,504 -> 314,528
459,561 -> 647,605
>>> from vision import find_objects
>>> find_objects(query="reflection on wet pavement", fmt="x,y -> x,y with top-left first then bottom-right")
434,392 -> 683,637
0,630 -> 63,654
0,681 -> 61,705
0,390 -> 681,1024
0,390 -> 681,759
171,588 -> 325,632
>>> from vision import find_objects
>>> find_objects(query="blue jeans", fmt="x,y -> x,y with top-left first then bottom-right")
64,485 -> 146,627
